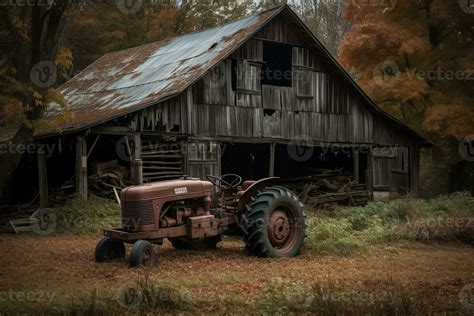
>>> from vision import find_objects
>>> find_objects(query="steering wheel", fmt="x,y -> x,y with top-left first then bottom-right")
206,174 -> 242,192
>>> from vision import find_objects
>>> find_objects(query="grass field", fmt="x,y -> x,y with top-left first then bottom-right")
0,193 -> 473,314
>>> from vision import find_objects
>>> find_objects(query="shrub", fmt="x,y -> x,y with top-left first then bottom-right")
52,196 -> 121,235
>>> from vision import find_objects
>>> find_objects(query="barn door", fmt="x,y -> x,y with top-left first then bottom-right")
390,147 -> 409,194
371,147 -> 395,192
371,147 -> 409,194
186,141 -> 220,180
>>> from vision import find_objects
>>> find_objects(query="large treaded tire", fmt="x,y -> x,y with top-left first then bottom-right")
94,237 -> 125,262
242,186 -> 306,258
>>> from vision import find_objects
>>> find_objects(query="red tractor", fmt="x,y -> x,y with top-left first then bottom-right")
95,175 -> 306,267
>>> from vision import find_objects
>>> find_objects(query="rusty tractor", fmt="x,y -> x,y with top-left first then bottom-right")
95,175 -> 306,267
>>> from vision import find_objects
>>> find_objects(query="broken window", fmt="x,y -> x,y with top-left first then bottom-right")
262,42 -> 292,87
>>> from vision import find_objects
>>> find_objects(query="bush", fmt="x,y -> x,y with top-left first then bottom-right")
52,196 -> 121,235
305,192 -> 474,254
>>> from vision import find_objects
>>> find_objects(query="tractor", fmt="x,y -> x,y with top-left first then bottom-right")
94,174 -> 306,267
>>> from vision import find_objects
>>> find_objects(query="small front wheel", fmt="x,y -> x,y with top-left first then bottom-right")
130,240 -> 156,268
95,237 -> 126,262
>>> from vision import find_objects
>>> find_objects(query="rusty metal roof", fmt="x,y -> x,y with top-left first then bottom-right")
38,6 -> 284,136
38,4 -> 428,144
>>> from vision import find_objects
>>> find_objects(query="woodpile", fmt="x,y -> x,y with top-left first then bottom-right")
50,160 -> 130,203
281,168 -> 369,209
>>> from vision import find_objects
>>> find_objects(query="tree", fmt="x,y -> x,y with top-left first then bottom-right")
339,0 -> 474,194
0,1 -> 73,203
293,0 -> 351,55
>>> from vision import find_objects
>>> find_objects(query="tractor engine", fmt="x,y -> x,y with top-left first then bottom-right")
120,179 -> 213,232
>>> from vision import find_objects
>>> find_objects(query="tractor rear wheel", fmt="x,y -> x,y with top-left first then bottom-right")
242,186 -> 306,258
95,237 -> 126,262
130,240 -> 156,267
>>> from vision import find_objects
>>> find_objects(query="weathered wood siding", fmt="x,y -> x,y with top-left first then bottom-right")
117,14 -> 420,194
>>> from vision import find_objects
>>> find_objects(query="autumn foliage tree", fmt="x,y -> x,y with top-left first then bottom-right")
339,0 -> 474,194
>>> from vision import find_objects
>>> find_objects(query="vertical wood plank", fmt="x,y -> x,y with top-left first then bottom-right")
269,142 -> 276,177
76,135 -> 88,200
37,148 -> 48,208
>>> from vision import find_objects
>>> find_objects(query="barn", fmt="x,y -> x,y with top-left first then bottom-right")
31,5 -> 429,207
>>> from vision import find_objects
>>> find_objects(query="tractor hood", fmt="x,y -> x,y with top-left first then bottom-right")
121,179 -> 213,202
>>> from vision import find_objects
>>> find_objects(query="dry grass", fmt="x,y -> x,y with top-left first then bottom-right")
0,234 -> 473,314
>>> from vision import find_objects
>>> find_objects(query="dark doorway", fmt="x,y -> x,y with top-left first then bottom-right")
358,151 -> 368,184
274,144 -> 354,179
220,143 -> 270,180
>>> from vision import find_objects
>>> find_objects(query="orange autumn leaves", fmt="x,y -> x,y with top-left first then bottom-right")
339,0 -> 474,140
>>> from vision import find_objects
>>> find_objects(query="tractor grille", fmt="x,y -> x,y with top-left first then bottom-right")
121,200 -> 155,228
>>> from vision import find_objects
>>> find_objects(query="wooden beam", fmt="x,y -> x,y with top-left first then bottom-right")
87,135 -> 100,159
37,149 -> 48,208
186,88 -> 193,134
76,136 -> 88,200
353,148 -> 360,184
367,147 -> 374,200
409,144 -> 420,196
90,126 -> 133,136
131,133 -> 142,184
269,143 -> 276,177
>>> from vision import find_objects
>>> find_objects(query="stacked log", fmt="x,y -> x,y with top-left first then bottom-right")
281,168 -> 369,209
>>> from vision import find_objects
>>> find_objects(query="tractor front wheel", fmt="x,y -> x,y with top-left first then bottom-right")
243,186 -> 306,258
94,237 -> 126,262
130,240 -> 156,267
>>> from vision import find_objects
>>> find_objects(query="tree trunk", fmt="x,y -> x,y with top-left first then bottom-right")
0,1 -> 71,205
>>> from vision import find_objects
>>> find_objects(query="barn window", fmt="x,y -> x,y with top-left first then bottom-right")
295,68 -> 314,98
262,42 -> 292,87
232,59 -> 261,93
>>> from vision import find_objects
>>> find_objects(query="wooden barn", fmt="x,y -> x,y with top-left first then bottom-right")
31,5 -> 429,207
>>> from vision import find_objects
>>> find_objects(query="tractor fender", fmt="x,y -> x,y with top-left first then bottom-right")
238,177 -> 280,212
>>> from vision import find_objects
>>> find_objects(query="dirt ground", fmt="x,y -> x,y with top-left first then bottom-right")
0,234 -> 473,314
